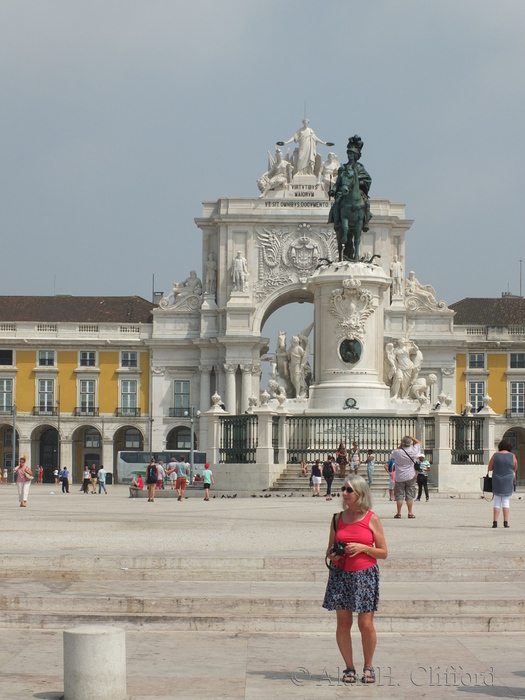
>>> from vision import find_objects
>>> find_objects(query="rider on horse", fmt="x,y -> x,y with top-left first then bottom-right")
328,135 -> 372,261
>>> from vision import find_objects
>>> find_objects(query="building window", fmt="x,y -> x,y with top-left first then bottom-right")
84,428 -> 100,449
121,352 -> 137,368
175,427 -> 191,449
0,350 -> 13,366
510,353 -> 525,369
469,381 -> 484,411
468,353 -> 484,369
80,380 -> 96,413
38,351 -> 55,367
124,428 -> 141,449
510,382 -> 525,416
121,380 -> 137,413
80,351 -> 96,367
174,380 -> 190,416
0,379 -> 12,412
38,379 -> 54,411
4,427 -> 13,447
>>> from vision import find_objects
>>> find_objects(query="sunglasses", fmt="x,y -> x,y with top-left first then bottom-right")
341,487 -> 354,494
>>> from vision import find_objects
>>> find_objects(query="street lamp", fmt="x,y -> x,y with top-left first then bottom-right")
183,406 -> 201,483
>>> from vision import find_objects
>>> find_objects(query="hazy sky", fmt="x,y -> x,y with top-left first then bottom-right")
2,0 -> 524,314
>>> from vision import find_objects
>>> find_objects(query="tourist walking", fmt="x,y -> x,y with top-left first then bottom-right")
97,465 -> 107,494
167,456 -> 178,489
415,454 -> 430,502
349,442 -> 361,474
323,455 -> 335,500
323,474 -> 388,684
146,458 -> 158,502
391,436 -> 421,519
202,463 -> 214,501
336,443 -> 348,479
365,450 -> 375,487
59,466 -> 70,493
311,459 -> 322,497
14,457 -> 33,507
175,456 -> 190,501
487,439 -> 518,528
39,465 -> 43,484
82,467 -> 91,494
90,464 -> 98,493
156,461 -> 165,490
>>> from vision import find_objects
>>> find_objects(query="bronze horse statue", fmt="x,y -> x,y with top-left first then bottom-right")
328,135 -> 372,262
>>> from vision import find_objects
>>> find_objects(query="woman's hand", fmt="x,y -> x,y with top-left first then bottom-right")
344,542 -> 369,557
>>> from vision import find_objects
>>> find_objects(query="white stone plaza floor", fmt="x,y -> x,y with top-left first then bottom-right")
0,482 -> 524,699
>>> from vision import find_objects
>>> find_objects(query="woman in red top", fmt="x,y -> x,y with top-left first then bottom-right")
323,474 -> 387,684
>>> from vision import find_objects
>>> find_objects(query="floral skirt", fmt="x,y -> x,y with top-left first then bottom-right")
322,564 -> 379,613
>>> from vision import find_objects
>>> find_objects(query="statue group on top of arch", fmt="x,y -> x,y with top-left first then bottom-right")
270,323 -> 313,401
385,336 -> 436,403
257,119 -> 335,196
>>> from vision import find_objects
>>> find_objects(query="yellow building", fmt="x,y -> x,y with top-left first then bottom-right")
451,296 -> 525,483
0,296 -> 154,482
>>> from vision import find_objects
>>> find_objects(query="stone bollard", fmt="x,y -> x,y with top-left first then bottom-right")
64,625 -> 127,700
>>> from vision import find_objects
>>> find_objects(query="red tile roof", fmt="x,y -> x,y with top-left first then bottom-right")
0,296 -> 155,323
450,297 -> 525,326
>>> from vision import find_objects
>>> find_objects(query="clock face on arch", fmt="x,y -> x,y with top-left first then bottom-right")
339,338 -> 362,365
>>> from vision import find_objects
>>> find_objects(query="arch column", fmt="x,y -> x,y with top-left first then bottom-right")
199,365 -> 213,412
251,362 -> 262,401
223,364 -> 238,414
240,364 -> 253,414
60,439 -> 74,479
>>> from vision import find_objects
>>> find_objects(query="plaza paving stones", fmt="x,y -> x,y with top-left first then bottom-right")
0,484 -> 524,698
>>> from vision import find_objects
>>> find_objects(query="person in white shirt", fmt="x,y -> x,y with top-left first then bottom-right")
166,457 -> 178,490
391,436 -> 421,519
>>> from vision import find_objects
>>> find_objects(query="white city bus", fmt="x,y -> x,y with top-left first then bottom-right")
116,451 -> 207,484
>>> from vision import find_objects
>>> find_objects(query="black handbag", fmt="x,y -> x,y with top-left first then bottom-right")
482,475 -> 493,493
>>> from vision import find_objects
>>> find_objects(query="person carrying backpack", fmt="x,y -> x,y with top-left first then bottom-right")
146,458 -> 158,503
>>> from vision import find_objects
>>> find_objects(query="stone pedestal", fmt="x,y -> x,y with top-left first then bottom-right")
64,625 -> 126,700
307,262 -> 392,413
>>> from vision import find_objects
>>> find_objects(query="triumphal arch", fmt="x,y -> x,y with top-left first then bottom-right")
149,121 -> 494,492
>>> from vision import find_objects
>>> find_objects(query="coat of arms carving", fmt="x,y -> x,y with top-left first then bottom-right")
330,278 -> 374,341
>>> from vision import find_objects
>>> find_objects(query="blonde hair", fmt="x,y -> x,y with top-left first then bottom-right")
341,474 -> 372,513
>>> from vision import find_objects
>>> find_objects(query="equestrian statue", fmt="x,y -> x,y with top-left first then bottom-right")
328,135 -> 372,262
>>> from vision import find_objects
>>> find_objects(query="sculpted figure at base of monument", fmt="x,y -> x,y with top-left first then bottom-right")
385,337 -> 426,401
410,373 -> 437,402
328,135 -> 372,262
273,323 -> 313,400
159,270 -> 202,310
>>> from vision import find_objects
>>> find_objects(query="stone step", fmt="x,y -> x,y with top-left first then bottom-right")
0,554 -> 523,581
0,610 -> 523,634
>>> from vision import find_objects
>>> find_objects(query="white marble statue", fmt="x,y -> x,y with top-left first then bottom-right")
278,119 -> 333,176
274,324 -> 313,400
204,253 -> 217,296
159,270 -> 202,310
409,373 -> 437,402
319,152 -> 340,191
390,255 -> 404,298
385,337 -> 425,401
405,271 -> 447,311
231,251 -> 249,293
257,149 -> 293,196
268,379 -> 287,406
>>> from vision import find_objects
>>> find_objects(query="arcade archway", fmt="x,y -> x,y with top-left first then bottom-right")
502,427 -> 525,484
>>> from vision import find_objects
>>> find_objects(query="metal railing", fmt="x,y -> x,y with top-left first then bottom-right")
272,416 -> 280,465
33,406 -> 58,416
450,416 -> 484,464
169,407 -> 189,417
505,408 -> 525,419
115,407 -> 141,417
286,415 -> 421,464
74,406 -> 99,417
219,415 -> 258,463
